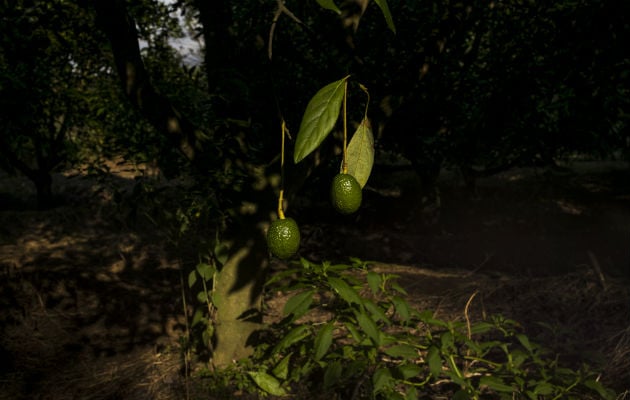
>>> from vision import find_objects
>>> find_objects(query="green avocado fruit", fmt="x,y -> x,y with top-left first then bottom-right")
331,173 -> 362,215
266,217 -> 301,259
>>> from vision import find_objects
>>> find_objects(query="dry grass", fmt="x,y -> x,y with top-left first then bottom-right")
371,263 -> 630,392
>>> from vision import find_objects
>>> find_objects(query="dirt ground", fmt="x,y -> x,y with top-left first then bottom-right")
0,160 -> 629,399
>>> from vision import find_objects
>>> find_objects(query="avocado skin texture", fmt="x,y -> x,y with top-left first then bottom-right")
331,173 -> 362,215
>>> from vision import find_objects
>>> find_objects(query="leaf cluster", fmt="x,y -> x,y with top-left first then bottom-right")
240,258 -> 616,399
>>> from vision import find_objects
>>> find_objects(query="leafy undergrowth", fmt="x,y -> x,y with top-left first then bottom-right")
193,258 -> 617,400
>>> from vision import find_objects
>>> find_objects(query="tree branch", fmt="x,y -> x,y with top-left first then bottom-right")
94,0 -> 204,163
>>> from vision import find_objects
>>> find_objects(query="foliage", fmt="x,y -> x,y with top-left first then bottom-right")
232,258 -> 616,399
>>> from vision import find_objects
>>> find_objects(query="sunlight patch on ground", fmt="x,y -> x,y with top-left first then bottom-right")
555,199 -> 584,215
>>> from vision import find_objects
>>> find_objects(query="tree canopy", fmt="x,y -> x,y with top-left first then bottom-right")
1,0 -> 629,368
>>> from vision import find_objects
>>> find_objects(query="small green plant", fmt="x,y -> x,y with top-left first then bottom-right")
242,258 -> 616,400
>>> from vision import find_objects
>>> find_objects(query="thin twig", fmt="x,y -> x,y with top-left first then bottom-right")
587,250 -> 607,290
268,0 -> 305,60
464,290 -> 478,341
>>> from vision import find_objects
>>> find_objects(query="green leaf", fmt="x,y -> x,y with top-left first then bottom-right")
373,0 -> 396,33
273,325 -> 311,355
366,271 -> 381,294
324,360 -> 343,389
272,353 -> 291,380
452,390 -> 471,400
533,381 -> 554,395
372,368 -> 393,394
196,262 -> 215,281
196,291 -> 208,303
283,289 -> 315,320
248,371 -> 287,396
187,270 -> 197,288
391,281 -> 407,295
427,346 -> 442,378
345,322 -> 363,343
394,364 -> 422,380
316,0 -> 341,14
480,376 -> 515,393
584,379 -> 616,400
355,309 -> 381,346
440,331 -> 455,352
384,344 -> 418,359
515,333 -> 534,353
392,296 -> 411,322
328,276 -> 363,306
345,118 -> 374,188
191,308 -> 204,327
364,299 -> 389,323
470,321 -> 495,335
214,243 -> 229,266
294,76 -> 349,163
314,323 -> 334,361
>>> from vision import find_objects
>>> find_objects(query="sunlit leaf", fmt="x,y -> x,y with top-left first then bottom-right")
384,344 -> 418,359
196,262 -> 215,281
272,353 -> 291,380
516,333 -> 534,354
392,296 -> 411,322
283,289 -> 315,320
345,322 -> 363,343
366,271 -> 381,294
372,368 -> 393,394
584,379 -> 616,400
373,0 -> 396,33
355,309 -> 381,345
395,364 -> 422,380
273,325 -> 311,355
427,346 -> 442,378
187,270 -> 197,288
364,299 -> 389,323
344,118 -> 374,188
480,376 -> 515,393
328,276 -> 363,306
248,371 -> 287,396
294,76 -> 349,163
470,321 -> 494,335
533,381 -> 554,395
191,308 -> 204,327
314,322 -> 334,361
316,0 -> 341,14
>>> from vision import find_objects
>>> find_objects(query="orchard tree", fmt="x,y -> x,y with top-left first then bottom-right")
90,0 -> 629,369
0,0 -> 118,207
91,0 -> 396,367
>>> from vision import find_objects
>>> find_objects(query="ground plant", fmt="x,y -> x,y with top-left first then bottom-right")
220,258 -> 615,399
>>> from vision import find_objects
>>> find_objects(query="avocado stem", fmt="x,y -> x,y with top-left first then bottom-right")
342,80 -> 348,174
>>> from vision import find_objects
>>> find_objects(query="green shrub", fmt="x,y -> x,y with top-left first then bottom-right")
240,258 -> 617,400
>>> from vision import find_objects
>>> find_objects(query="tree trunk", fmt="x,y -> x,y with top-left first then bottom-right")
0,137 -> 54,209
212,215 -> 270,366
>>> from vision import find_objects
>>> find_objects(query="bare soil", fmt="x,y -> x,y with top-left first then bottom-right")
0,160 -> 629,399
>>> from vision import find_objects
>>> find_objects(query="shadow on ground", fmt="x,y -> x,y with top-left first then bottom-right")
0,160 -> 629,398
0,169 -> 191,399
